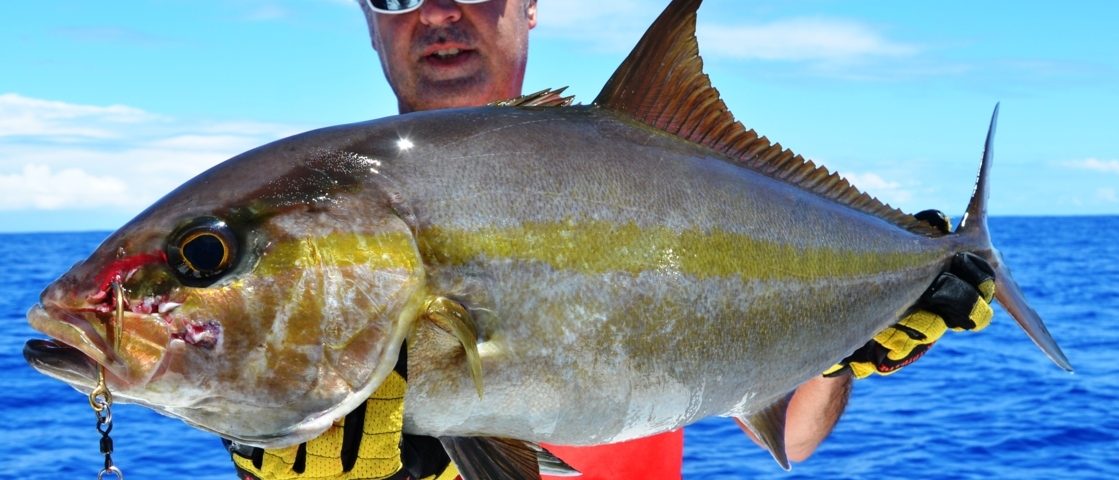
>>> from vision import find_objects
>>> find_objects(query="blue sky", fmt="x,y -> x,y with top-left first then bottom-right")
1,0 -> 1117,232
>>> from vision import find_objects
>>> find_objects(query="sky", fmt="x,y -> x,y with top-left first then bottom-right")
1,0 -> 1117,232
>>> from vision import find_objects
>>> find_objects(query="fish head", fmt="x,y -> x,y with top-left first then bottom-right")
24,135 -> 428,447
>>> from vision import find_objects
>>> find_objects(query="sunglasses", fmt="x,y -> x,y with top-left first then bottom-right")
365,0 -> 492,15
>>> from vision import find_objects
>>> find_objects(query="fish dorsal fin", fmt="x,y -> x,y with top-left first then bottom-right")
593,0 -> 939,236
733,394 -> 793,470
492,87 -> 574,108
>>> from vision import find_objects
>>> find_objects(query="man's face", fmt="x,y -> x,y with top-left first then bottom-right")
362,0 -> 537,113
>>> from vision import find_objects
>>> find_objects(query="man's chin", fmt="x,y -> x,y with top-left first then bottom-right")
405,76 -> 501,112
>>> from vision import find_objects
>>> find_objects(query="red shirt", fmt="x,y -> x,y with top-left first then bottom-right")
541,430 -> 684,480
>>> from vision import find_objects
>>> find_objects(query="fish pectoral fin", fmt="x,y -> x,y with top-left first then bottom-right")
423,296 -> 484,398
439,437 -> 579,480
733,394 -> 793,471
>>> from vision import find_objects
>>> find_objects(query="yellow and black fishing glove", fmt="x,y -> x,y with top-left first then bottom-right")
228,358 -> 458,480
824,250 -> 996,379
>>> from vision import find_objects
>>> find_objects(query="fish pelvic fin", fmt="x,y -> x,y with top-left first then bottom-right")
733,394 -> 793,471
956,105 -> 1073,372
424,296 -> 485,398
593,0 -> 940,237
439,437 -> 579,480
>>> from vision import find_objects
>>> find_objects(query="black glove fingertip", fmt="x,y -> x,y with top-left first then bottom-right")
920,273 -> 981,330
338,400 -> 368,473
952,252 -> 995,286
914,209 -> 952,234
225,439 -> 266,470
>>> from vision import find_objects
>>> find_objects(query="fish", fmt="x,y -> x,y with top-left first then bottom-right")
23,0 -> 1071,477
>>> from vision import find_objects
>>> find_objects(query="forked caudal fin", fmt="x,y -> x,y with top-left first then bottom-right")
956,105 -> 1073,372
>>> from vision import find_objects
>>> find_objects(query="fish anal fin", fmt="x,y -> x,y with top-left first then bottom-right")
733,394 -> 792,471
593,0 -> 939,237
423,296 -> 484,398
440,437 -> 578,480
492,87 -> 575,108
527,443 -> 581,477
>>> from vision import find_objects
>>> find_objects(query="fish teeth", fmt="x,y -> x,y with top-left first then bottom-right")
159,302 -> 182,314
132,297 -> 155,314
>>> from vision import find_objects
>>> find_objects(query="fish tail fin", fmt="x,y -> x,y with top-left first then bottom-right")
956,104 -> 1072,371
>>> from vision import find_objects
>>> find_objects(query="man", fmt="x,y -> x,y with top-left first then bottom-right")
363,0 -> 534,114
230,1 -> 995,478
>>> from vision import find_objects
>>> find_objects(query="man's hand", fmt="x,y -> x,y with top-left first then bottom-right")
228,370 -> 457,480
824,251 -> 996,379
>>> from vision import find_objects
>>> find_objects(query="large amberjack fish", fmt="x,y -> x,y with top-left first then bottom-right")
24,0 -> 1070,477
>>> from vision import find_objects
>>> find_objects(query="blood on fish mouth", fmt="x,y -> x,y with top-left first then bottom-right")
92,250 -> 167,295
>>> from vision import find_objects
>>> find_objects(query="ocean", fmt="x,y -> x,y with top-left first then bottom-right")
2,216 -> 1116,479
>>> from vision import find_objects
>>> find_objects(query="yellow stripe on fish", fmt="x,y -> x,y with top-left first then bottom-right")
418,220 -> 936,281
256,231 -> 422,276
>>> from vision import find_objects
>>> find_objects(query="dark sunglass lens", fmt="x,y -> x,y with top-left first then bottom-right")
368,0 -> 423,12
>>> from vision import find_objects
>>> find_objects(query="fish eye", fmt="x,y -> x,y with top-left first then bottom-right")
166,217 -> 238,286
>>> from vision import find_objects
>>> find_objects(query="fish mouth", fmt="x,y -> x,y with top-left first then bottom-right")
24,300 -> 177,388
23,337 -> 101,388
24,304 -> 122,388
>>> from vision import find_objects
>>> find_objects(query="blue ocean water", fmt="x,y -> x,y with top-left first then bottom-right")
1,217 -> 1116,479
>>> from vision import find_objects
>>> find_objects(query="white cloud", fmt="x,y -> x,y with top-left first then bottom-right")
537,0 -> 647,31
534,0 -> 651,52
0,165 -> 129,210
0,93 -> 163,139
535,1 -> 916,65
698,19 -> 917,63
840,171 -> 913,206
147,133 -> 272,151
1066,158 -> 1119,174
0,93 -> 304,214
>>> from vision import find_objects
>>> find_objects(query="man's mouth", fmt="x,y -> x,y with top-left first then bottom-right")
420,45 -> 479,70
433,47 -> 462,58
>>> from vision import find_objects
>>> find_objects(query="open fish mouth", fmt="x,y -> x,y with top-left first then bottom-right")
23,296 -> 185,388
23,337 -> 101,388
23,304 -> 121,388
23,260 -> 234,390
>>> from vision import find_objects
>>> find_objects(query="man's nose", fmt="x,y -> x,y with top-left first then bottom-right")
419,0 -> 462,26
